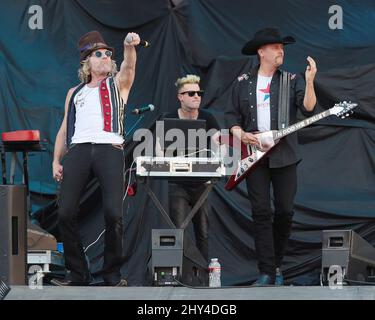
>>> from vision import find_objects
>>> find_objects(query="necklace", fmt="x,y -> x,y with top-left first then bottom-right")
75,85 -> 97,109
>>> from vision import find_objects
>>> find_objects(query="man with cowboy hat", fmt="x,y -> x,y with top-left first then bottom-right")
51,30 -> 141,286
226,27 -> 317,285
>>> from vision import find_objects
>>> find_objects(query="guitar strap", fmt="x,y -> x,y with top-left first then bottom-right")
278,71 -> 290,129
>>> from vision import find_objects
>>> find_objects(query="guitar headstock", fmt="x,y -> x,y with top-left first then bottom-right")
330,101 -> 358,118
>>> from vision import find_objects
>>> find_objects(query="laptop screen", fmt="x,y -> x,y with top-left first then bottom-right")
158,118 -> 207,157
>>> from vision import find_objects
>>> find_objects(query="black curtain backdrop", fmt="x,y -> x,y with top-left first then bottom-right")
1,0 -> 374,286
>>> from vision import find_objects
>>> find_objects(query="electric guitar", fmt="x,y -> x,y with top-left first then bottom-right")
224,101 -> 358,191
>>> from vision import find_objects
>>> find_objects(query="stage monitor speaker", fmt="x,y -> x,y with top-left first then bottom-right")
0,185 -> 27,285
321,230 -> 375,285
151,229 -> 208,286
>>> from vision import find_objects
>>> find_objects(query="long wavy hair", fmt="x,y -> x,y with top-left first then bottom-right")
78,59 -> 118,83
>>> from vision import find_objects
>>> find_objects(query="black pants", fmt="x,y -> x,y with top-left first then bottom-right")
169,183 -> 209,262
246,159 -> 297,278
58,143 -> 125,284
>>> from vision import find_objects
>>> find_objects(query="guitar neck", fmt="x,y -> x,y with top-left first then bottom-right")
273,110 -> 331,140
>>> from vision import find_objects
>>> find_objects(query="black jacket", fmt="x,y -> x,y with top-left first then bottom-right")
225,66 -> 314,168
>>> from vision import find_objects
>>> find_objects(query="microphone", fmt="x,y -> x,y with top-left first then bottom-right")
125,34 -> 150,47
131,104 -> 155,115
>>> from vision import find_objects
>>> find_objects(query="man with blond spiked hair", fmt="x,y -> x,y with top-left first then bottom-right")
162,74 -> 221,263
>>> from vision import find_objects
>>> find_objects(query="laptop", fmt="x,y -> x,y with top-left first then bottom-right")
158,118 -> 207,157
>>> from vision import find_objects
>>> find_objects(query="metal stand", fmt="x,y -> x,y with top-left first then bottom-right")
136,157 -> 222,287
139,177 -> 218,229
0,142 -> 45,215
1,145 -> 6,184
126,114 -> 145,137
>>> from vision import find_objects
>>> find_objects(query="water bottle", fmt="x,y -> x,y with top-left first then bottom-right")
208,258 -> 221,287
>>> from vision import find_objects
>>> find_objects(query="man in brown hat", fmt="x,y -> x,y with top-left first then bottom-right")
51,30 -> 140,286
226,27 -> 317,285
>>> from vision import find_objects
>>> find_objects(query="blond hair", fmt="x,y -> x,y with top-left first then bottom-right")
78,58 -> 118,83
175,74 -> 200,92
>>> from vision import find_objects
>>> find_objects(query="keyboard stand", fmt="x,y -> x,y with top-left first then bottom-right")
0,142 -> 45,215
138,176 -> 219,229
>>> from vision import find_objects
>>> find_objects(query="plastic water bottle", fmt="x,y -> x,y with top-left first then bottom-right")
208,258 -> 221,287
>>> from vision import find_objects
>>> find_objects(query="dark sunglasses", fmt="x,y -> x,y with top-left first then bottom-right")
92,50 -> 112,58
180,90 -> 204,97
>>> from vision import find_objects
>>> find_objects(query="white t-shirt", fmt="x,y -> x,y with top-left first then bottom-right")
71,85 -> 124,144
256,75 -> 272,132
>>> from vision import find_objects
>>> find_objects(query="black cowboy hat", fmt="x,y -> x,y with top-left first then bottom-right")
77,30 -> 114,61
241,27 -> 295,55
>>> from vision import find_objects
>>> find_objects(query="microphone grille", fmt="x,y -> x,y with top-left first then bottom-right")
149,104 -> 155,111
125,34 -> 133,44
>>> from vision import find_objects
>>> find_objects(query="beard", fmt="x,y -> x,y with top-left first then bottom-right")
94,62 -> 112,75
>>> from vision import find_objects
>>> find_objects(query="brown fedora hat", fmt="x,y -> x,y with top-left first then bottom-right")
241,27 -> 295,55
77,30 -> 114,61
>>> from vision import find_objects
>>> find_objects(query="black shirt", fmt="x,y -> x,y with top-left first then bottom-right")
163,109 -> 220,131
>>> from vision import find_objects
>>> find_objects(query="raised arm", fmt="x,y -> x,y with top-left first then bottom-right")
115,32 -> 140,103
303,56 -> 317,111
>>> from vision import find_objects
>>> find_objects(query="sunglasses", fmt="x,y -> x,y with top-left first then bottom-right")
91,50 -> 113,58
179,90 -> 204,97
